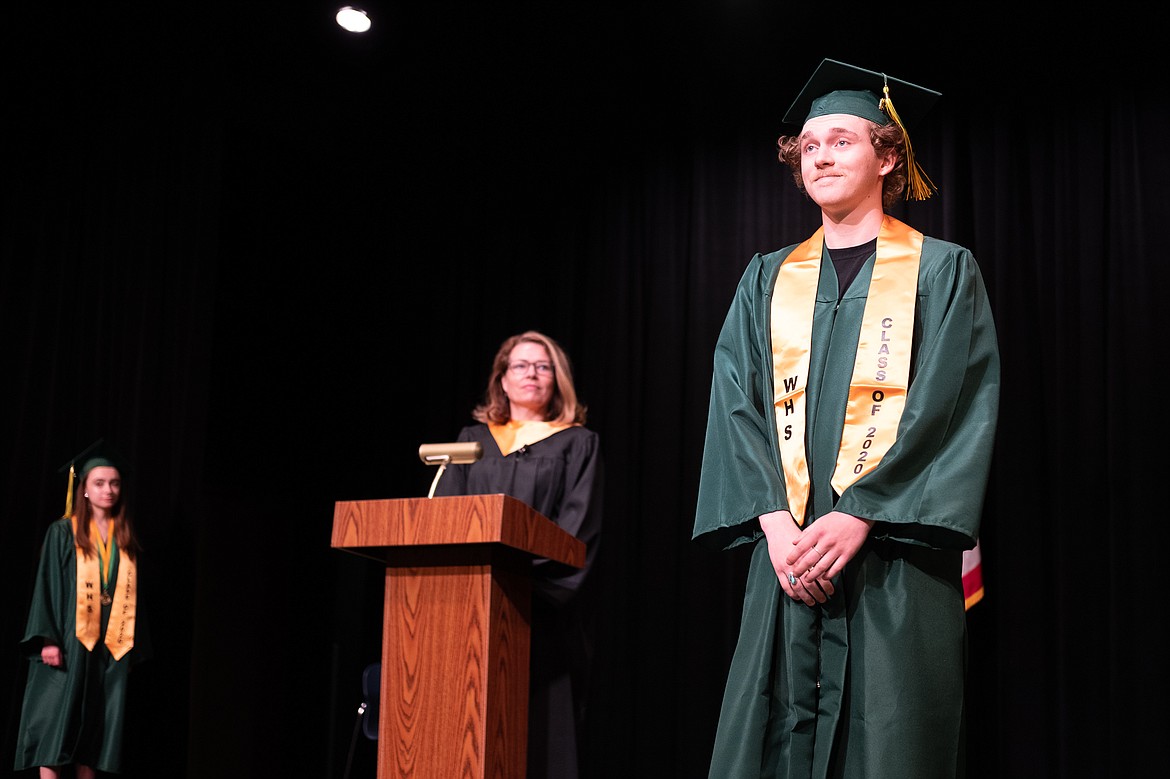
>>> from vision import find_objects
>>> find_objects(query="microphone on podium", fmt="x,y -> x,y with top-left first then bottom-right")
418,442 -> 483,498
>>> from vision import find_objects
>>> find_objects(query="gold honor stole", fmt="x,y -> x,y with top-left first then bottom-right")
489,420 -> 574,455
771,216 -> 922,525
72,516 -> 137,660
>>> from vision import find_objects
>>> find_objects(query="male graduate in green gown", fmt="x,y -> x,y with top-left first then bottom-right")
693,59 -> 1000,778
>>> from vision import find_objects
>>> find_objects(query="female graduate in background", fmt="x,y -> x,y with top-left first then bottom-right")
14,441 -> 147,778
435,330 -> 603,779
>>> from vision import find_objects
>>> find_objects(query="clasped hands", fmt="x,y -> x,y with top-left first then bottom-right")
761,509 -> 873,606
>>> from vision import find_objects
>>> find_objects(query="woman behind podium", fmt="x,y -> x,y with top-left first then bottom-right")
434,329 -> 603,779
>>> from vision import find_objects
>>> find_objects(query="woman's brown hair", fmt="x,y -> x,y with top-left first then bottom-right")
472,330 -> 587,426
72,465 -> 141,562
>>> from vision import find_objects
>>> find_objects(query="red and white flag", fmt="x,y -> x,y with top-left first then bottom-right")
962,540 -> 984,610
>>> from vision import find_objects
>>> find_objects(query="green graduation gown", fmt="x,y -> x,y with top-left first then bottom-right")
13,518 -> 142,773
693,233 -> 1000,779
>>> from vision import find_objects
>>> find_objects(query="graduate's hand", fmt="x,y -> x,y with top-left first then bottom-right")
41,644 -> 61,667
761,510 -> 831,605
786,510 -> 873,588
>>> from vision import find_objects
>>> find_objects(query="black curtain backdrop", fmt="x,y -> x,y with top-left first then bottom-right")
2,4 -> 1165,778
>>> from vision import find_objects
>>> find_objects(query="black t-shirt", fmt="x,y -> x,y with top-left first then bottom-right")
827,237 -> 877,299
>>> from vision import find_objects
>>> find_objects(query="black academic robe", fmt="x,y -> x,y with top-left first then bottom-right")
435,422 -> 603,779
693,230 -> 1000,779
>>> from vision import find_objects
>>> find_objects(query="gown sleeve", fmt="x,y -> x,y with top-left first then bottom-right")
832,241 -> 1001,549
19,519 -> 74,656
531,428 -> 602,607
692,252 -> 792,551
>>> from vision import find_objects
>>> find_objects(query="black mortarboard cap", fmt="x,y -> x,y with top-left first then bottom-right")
782,59 -> 941,200
57,438 -> 125,517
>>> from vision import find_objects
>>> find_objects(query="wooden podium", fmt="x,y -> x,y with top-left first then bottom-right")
331,494 -> 585,779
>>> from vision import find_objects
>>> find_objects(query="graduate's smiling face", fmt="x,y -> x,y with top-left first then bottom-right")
799,113 -> 894,218
501,341 -> 555,421
84,466 -> 122,513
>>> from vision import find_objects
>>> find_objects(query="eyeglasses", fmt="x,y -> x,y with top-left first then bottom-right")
507,361 -> 554,376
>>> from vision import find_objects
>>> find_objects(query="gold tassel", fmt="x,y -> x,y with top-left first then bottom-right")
880,84 -> 937,201
63,464 -> 75,519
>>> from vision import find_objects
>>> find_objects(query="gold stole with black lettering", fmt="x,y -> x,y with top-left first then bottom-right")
72,516 -> 137,660
771,216 -> 921,525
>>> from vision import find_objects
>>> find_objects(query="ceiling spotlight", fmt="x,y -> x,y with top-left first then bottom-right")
336,6 -> 371,33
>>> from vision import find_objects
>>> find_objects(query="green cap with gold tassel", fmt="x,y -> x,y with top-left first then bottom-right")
782,58 -> 941,201
57,438 -> 113,518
